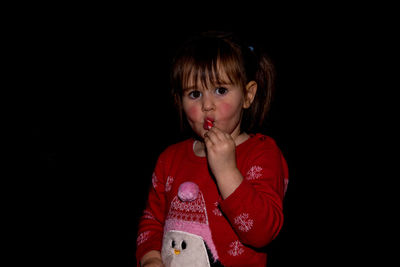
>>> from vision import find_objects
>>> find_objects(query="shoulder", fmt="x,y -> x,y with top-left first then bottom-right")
239,134 -> 288,175
239,133 -> 285,162
245,133 -> 281,152
157,138 -> 193,162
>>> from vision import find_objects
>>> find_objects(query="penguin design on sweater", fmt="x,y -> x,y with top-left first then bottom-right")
161,182 -> 224,267
162,230 -> 225,267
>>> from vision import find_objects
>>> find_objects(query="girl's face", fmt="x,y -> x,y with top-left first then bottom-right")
182,70 -> 256,141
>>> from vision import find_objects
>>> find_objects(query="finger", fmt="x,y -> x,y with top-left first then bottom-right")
217,128 -> 233,141
203,133 -> 215,149
204,131 -> 216,146
210,126 -> 228,139
214,126 -> 233,139
211,127 -> 234,140
205,128 -> 222,143
224,132 -> 234,141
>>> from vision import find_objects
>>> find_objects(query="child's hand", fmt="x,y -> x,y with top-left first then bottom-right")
141,258 -> 164,267
140,251 -> 164,267
204,127 -> 237,177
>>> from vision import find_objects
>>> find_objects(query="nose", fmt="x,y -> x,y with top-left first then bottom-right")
174,249 -> 181,255
202,93 -> 215,112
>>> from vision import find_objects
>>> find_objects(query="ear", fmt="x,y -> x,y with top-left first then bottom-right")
243,81 -> 257,109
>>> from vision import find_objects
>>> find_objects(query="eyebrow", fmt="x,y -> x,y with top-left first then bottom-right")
183,83 -> 232,92
182,86 -> 197,92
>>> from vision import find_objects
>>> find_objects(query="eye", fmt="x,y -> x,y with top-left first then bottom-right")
181,240 -> 187,250
215,87 -> 228,95
171,240 -> 176,248
188,90 -> 202,99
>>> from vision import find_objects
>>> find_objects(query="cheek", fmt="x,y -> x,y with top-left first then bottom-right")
219,102 -> 235,118
184,105 -> 200,121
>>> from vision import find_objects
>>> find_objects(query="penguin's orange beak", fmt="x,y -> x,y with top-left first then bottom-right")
174,249 -> 180,255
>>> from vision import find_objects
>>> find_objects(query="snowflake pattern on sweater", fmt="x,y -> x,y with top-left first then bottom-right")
151,172 -> 157,189
234,213 -> 254,232
165,176 -> 174,192
245,166 -> 263,180
228,240 -> 245,256
142,210 -> 155,220
137,231 -> 150,246
212,202 -> 223,217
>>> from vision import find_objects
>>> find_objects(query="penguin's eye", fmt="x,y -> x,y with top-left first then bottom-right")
171,240 -> 176,248
181,240 -> 187,250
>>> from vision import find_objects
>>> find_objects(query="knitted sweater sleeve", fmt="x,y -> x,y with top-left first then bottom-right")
219,140 -> 288,248
135,150 -> 170,266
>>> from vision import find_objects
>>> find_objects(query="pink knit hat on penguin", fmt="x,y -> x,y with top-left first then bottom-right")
164,181 -> 219,262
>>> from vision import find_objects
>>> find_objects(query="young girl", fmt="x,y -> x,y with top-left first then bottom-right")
136,31 -> 288,267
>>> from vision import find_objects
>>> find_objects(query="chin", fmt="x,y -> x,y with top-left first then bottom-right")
192,127 -> 206,139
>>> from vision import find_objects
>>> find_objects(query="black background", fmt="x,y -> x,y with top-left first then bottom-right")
24,3 -> 391,267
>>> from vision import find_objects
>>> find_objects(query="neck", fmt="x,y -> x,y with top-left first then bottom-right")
234,132 -> 250,146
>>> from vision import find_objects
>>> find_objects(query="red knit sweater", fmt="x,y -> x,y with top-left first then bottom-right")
136,134 -> 288,266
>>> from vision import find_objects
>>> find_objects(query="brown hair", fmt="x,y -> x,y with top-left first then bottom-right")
170,31 -> 276,132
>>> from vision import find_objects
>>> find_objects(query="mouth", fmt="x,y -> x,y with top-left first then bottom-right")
203,118 -> 214,130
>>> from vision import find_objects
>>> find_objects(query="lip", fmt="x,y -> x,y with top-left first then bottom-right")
203,117 -> 214,130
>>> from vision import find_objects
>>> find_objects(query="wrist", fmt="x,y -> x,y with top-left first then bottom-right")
213,167 -> 243,199
140,250 -> 163,267
141,257 -> 163,267
214,166 -> 241,181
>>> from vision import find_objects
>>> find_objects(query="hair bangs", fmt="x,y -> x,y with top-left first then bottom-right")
180,57 -> 244,93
